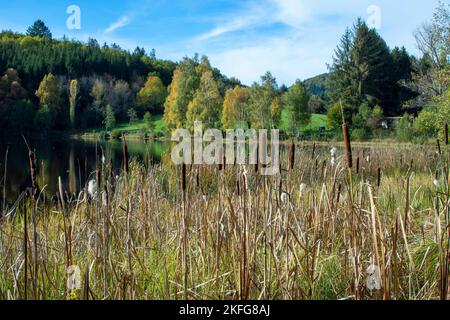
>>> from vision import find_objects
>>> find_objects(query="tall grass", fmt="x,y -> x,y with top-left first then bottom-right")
0,138 -> 448,300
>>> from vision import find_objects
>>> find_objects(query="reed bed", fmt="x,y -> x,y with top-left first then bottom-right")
0,139 -> 448,300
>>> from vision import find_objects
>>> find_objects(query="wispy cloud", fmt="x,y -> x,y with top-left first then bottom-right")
104,16 -> 130,34
194,18 -> 248,42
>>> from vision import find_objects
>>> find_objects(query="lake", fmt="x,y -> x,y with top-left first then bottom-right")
0,138 -> 168,205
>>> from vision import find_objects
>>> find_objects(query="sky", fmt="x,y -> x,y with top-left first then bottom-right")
0,0 -> 442,86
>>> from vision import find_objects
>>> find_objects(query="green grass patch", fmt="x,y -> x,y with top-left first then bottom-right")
279,112 -> 328,132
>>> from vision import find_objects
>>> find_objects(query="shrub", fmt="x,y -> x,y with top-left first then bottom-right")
110,129 -> 123,140
351,128 -> 369,141
396,114 -> 414,142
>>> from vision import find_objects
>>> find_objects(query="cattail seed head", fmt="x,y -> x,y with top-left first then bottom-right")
356,156 -> 360,175
28,151 -> 37,191
342,123 -> 353,168
445,123 -> 448,145
436,139 -> 441,155
377,168 -> 381,188
181,163 -> 187,192
289,142 -> 295,171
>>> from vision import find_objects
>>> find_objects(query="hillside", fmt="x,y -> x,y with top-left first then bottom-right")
304,73 -> 329,97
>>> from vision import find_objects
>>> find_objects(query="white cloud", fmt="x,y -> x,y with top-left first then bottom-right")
104,16 -> 130,34
208,31 -> 335,86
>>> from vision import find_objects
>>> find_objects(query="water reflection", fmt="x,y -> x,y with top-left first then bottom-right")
0,139 -> 167,204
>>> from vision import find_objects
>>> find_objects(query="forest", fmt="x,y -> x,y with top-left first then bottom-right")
0,2 -> 449,142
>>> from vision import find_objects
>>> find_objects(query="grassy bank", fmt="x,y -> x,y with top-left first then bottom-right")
76,115 -> 166,140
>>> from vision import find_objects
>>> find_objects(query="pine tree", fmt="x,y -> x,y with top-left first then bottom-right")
328,19 -> 399,116
26,20 -> 52,38
104,105 -> 116,131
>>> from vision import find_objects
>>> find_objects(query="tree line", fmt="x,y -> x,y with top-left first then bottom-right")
1,3 -> 449,141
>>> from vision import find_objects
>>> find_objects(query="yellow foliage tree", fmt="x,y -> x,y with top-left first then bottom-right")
221,86 -> 250,129
35,73 -> 60,115
186,70 -> 223,130
136,75 -> 167,113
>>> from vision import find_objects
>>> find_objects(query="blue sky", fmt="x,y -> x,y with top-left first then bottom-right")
0,0 -> 441,85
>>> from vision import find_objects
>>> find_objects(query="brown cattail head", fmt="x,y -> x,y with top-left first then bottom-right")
336,183 -> 342,203
28,151 -> 37,190
181,163 -> 187,193
445,123 -> 449,145
356,156 -> 360,175
377,168 -> 382,188
289,141 -> 295,171
342,123 -> 353,168
311,142 -> 316,159
122,141 -> 129,174
254,143 -> 259,173
436,139 -> 442,155
218,146 -> 223,171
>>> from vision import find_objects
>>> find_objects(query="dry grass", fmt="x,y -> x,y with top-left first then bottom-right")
0,141 -> 448,300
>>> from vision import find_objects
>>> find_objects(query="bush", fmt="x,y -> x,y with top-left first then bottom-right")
351,128 -> 369,141
110,129 -> 123,140
413,89 -> 449,140
396,114 -> 414,142
327,102 -> 352,129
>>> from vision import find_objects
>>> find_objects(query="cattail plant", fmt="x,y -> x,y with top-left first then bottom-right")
342,123 -> 353,169
356,156 -> 360,175
377,168 -> 382,188
122,138 -> 129,175
289,141 -> 295,171
181,163 -> 187,193
445,123 -> 448,145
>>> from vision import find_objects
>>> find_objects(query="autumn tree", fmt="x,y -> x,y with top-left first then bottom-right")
69,79 -> 78,129
35,73 -> 60,127
221,86 -> 250,129
164,57 -> 200,130
186,70 -> 223,129
136,75 -> 167,114
0,68 -> 28,133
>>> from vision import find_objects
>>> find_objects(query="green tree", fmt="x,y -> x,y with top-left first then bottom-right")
26,20 -> 52,38
128,108 -> 138,124
248,72 -> 279,129
136,75 -> 167,114
283,80 -> 311,135
104,105 -> 116,131
328,19 -> 401,116
143,111 -> 154,131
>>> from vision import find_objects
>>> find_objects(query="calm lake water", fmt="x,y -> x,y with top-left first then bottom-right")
0,138 -> 168,205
